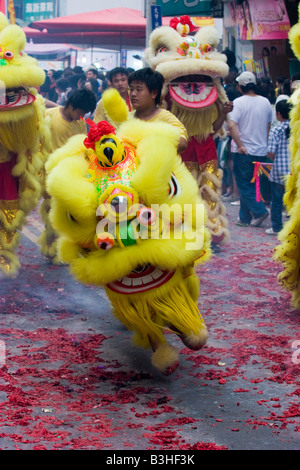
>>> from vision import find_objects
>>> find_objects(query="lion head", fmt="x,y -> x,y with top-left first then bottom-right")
0,13 -> 45,115
45,92 -> 210,292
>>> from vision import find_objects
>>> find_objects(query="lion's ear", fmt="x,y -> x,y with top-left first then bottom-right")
0,24 -> 26,52
194,26 -> 219,50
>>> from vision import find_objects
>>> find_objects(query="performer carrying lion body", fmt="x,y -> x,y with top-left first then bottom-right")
145,16 -> 232,249
46,88 -> 211,375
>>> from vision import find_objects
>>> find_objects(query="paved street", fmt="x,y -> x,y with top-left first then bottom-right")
0,201 -> 299,451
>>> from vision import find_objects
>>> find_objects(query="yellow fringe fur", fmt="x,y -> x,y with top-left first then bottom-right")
106,269 -> 206,349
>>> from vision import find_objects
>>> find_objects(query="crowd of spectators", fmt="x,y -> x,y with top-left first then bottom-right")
39,64 -> 118,115
38,57 -> 300,238
220,66 -> 300,235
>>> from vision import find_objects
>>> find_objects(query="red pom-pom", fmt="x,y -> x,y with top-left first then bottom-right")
169,17 -> 180,30
180,15 -> 195,31
84,121 -> 116,150
169,15 -> 195,34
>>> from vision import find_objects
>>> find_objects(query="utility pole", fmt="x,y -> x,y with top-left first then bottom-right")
145,0 -> 157,48
55,0 -> 60,17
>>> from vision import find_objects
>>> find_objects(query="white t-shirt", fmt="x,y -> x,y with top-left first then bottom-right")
229,95 -> 273,155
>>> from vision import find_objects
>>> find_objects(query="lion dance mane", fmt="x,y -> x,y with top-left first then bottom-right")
0,13 -> 50,277
145,16 -> 230,245
273,4 -> 300,309
46,88 -> 211,375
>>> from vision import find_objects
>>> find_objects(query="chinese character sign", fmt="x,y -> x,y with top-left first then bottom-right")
151,5 -> 162,31
156,0 -> 212,17
24,0 -> 56,23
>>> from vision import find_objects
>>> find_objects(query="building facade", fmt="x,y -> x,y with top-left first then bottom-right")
222,0 -> 299,80
9,0 -> 300,78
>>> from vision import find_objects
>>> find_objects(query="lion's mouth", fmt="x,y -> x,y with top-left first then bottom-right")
169,74 -> 218,109
107,263 -> 175,294
0,87 -> 36,109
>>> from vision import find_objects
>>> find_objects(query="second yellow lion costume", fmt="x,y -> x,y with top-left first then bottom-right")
46,89 -> 211,375
145,16 -> 230,247
273,4 -> 300,309
0,13 -> 50,277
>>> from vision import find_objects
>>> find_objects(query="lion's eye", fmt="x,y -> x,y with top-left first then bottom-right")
155,45 -> 168,55
4,51 -> 14,60
66,212 -> 77,222
202,44 -> 212,53
168,174 -> 181,199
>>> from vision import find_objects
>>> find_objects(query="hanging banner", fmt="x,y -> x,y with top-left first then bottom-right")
224,0 -> 290,40
0,0 -> 6,14
151,5 -> 162,31
8,0 -> 16,23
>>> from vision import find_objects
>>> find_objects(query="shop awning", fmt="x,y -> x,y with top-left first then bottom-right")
30,8 -> 149,34
27,8 -> 171,48
24,41 -> 73,56
26,8 -> 201,49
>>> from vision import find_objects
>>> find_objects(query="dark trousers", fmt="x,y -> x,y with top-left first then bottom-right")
270,181 -> 285,232
233,153 -> 268,223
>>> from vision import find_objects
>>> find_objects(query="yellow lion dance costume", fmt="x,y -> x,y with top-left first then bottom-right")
145,16 -> 230,247
273,5 -> 300,309
46,88 -> 211,375
0,13 -> 49,277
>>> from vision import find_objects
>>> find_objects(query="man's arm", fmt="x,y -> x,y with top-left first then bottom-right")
93,100 -> 106,124
267,127 -> 276,160
161,109 -> 188,154
228,120 -> 248,155
44,98 -> 58,108
178,136 -> 187,153
213,101 -> 234,132
267,151 -> 276,161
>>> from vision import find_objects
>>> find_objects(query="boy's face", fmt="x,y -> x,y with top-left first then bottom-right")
111,73 -> 128,95
84,81 -> 92,91
69,106 -> 86,121
129,80 -> 158,110
86,70 -> 97,80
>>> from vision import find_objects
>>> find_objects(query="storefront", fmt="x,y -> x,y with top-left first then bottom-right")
223,0 -> 294,83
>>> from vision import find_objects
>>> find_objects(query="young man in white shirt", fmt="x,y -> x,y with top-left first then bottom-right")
228,71 -> 273,227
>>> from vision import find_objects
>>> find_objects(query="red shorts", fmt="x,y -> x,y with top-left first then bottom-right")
181,135 -> 217,165
0,156 -> 18,201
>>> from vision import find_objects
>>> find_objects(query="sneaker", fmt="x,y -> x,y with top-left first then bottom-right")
222,194 -> 238,202
231,200 -> 240,206
211,242 -> 221,253
250,212 -> 269,227
236,218 -> 249,227
265,227 -> 280,235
